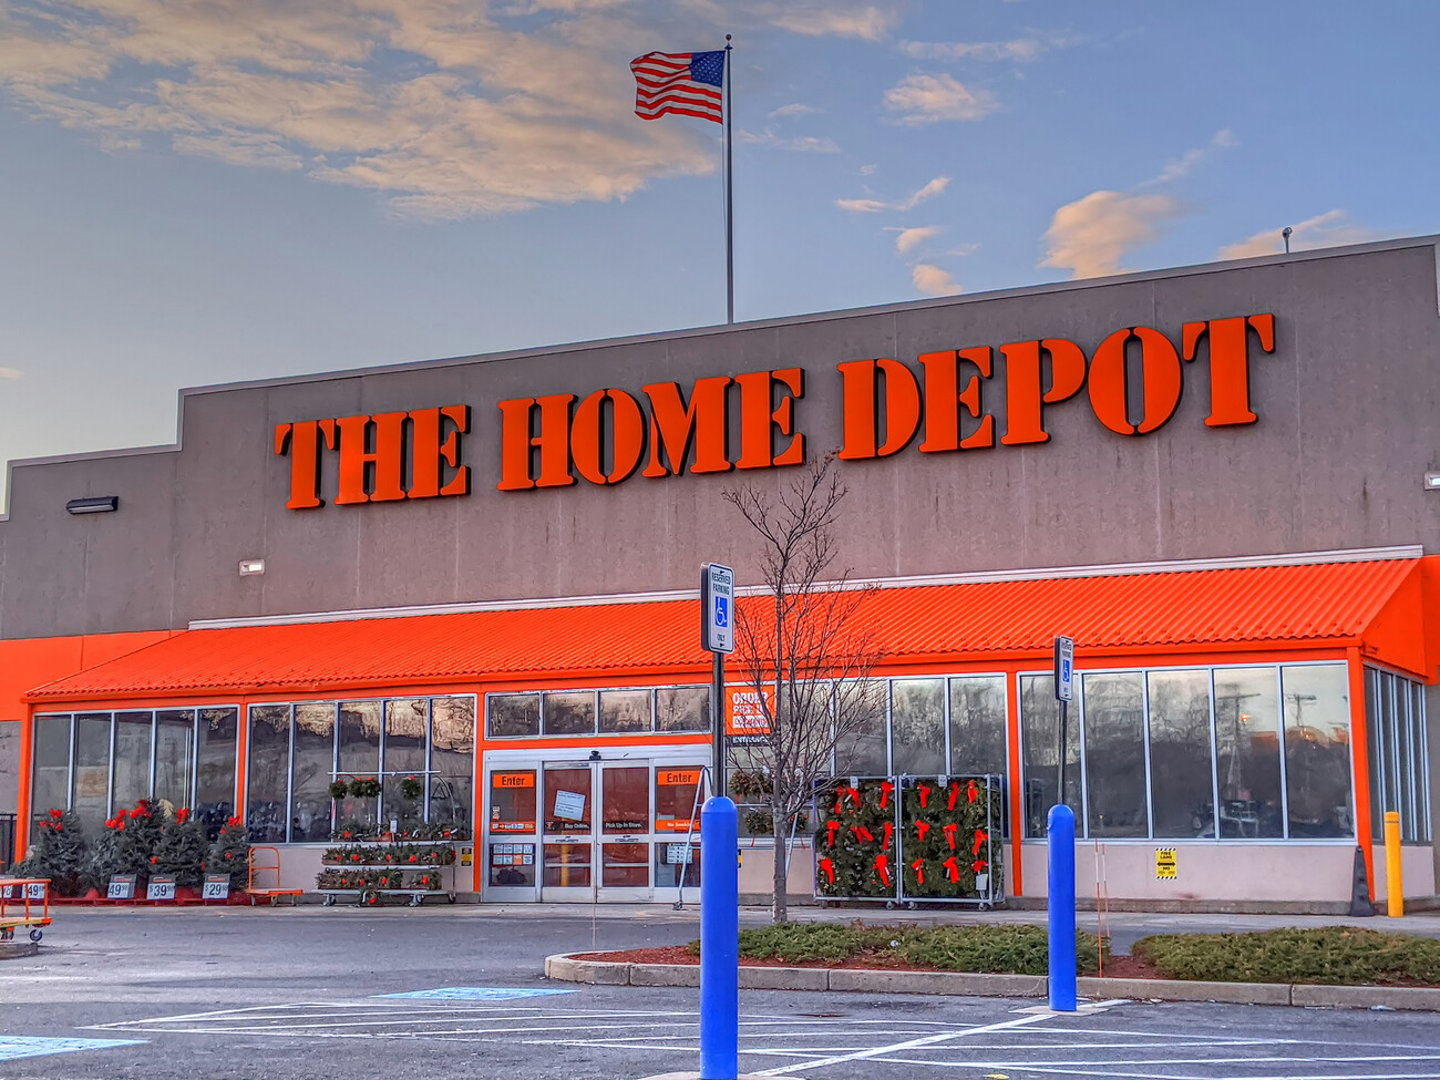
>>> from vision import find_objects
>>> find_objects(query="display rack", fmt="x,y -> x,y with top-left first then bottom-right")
317,840 -> 459,906
812,773 -> 1006,910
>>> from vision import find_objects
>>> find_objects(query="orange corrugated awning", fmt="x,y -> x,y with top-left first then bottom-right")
25,558 -> 1426,703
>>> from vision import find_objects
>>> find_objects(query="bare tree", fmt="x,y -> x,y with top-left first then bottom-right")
723,455 -> 882,923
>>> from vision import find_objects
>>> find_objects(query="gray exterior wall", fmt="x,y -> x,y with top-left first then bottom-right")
2,238 -> 1439,639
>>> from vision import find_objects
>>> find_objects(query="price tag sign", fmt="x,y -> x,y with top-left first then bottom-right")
202,875 -> 231,901
147,875 -> 177,901
26,882 -> 46,901
107,875 -> 137,901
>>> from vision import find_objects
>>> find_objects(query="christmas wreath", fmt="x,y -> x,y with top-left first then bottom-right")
348,777 -> 382,799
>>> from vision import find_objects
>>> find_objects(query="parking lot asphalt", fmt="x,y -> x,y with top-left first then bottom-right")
2,906 -> 1439,1080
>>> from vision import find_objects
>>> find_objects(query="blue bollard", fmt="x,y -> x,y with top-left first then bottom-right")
700,795 -> 739,1080
1047,803 -> 1077,1012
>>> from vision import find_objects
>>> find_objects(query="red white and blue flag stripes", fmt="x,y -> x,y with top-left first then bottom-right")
630,50 -> 725,124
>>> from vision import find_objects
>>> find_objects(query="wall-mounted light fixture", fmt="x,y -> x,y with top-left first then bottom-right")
238,558 -> 266,576
588,750 -> 602,762
1425,473 -> 1440,491
65,496 -> 119,515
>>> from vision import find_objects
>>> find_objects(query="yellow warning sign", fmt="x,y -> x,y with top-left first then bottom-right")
1155,847 -> 1178,880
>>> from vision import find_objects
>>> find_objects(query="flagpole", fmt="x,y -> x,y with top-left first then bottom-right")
724,34 -> 734,325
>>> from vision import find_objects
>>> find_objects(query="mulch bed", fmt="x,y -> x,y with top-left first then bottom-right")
570,944 -> 1165,979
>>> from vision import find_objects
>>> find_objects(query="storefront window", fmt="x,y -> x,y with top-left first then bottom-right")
890,679 -> 944,775
1082,673 -> 1147,838
112,711 -> 153,811
544,691 -> 596,736
600,689 -> 651,733
430,696 -> 474,829
195,707 -> 237,837
1020,675 -> 1080,838
72,713 -> 113,830
246,705 -> 290,843
337,700 -> 381,827
1147,670 -> 1214,838
153,709 -> 195,812
1213,668 -> 1283,838
488,693 -> 540,738
948,676 -> 1007,778
382,698 -> 427,829
1281,665 -> 1352,839
656,687 -> 710,732
30,714 -> 71,821
291,703 -> 335,842
836,680 -> 887,775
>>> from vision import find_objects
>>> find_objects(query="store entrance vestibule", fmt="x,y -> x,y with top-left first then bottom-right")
483,753 -> 706,902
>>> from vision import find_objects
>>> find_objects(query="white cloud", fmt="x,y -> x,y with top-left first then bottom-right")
858,163 -> 878,175
912,264 -> 963,296
943,243 -> 979,257
769,103 -> 819,119
884,73 -> 998,125
0,0 -> 748,218
0,367 -> 23,380
898,34 -> 1082,62
885,225 -> 942,254
836,175 -> 950,214
1143,128 -> 1237,186
765,4 -> 899,41
1041,190 -> 1185,279
1218,209 -> 1386,261
737,128 -> 840,153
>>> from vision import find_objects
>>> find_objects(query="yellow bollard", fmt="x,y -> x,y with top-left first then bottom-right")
1385,811 -> 1404,917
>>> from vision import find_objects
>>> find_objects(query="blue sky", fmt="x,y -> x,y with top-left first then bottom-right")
1,0 -> 1437,504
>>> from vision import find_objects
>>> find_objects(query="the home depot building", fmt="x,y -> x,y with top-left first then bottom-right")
2,236 -> 1438,912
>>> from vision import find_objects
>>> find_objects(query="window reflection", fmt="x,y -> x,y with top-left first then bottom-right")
1082,673 -> 1146,838
1213,669 -> 1284,838
890,679 -> 944,775
836,680 -> 887,775
1147,670 -> 1215,838
1021,675 -> 1080,838
1281,666 -> 1352,838
949,676 -> 1006,778
247,705 -> 291,843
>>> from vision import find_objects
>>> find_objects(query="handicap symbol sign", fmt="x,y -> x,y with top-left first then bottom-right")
714,596 -> 729,628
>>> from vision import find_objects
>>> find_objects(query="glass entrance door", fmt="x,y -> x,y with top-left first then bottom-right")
541,764 -> 595,901
483,755 -> 708,903
596,764 -> 651,901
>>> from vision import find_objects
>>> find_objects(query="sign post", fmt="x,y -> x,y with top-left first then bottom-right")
1049,635 -> 1077,1012
698,562 -> 738,1080
701,562 -> 735,799
1053,635 -> 1074,801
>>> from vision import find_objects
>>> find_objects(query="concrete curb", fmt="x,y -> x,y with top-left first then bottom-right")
544,952 -> 1440,1011
0,941 -> 40,960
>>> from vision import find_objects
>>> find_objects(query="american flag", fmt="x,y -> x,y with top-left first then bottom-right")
630,50 -> 725,124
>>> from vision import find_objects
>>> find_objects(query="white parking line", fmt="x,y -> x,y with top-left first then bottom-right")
755,1011 -> 1062,1076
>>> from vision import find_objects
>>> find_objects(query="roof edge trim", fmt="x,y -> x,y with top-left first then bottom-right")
186,545 -> 1423,631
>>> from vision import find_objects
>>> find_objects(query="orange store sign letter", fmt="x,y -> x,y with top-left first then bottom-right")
274,405 -> 470,510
